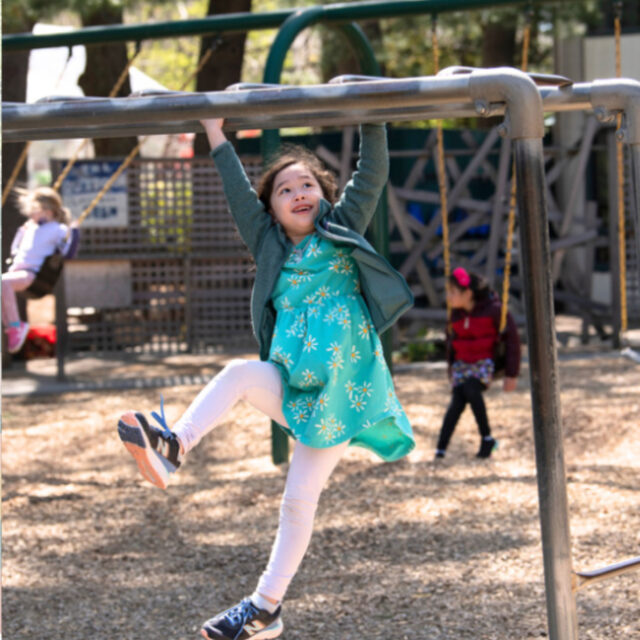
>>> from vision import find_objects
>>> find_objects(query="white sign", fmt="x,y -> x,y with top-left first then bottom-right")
59,160 -> 129,227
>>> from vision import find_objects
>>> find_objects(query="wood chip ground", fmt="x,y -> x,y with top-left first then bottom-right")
2,351 -> 639,639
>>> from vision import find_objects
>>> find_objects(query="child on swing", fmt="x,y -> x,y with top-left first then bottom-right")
435,267 -> 520,460
117,119 -> 415,640
2,187 -> 79,353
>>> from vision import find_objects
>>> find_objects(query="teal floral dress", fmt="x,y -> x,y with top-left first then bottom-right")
268,233 -> 415,462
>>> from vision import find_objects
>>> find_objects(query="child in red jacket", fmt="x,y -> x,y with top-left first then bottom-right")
435,267 -> 520,459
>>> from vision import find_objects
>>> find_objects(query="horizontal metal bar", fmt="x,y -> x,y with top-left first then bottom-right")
4,74 -> 638,144
2,75 -> 480,141
573,556 -> 640,592
2,0 -> 550,51
2,106 -> 485,142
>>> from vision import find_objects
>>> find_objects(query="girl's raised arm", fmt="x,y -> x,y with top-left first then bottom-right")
330,123 -> 389,235
201,119 -> 271,258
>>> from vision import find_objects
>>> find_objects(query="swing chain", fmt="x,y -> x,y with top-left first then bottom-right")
431,14 -> 452,323
613,1 -> 628,333
498,9 -> 532,334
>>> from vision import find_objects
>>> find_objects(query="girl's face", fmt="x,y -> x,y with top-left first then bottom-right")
269,162 -> 324,244
446,283 -> 474,310
27,201 -> 53,222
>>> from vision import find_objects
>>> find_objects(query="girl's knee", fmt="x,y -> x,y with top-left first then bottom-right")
280,490 -> 319,525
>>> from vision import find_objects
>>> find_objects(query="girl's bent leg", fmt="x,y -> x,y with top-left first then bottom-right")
255,439 -> 349,603
2,271 -> 35,327
172,359 -> 288,452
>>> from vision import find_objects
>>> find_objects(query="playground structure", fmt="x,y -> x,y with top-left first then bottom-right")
3,2 -> 640,640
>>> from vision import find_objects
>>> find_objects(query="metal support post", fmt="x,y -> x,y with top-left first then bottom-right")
514,138 -> 578,640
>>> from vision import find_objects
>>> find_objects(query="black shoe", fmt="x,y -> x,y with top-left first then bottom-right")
434,449 -> 446,459
201,598 -> 283,640
476,437 -> 497,459
117,407 -> 183,489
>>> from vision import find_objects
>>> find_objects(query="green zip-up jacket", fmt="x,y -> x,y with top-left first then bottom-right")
210,123 -> 414,361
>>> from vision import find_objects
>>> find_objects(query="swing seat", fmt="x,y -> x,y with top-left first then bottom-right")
23,251 -> 65,299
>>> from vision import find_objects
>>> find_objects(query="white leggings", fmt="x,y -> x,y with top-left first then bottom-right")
2,270 -> 35,327
172,359 -> 349,602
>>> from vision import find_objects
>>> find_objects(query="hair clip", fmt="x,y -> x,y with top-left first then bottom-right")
452,267 -> 471,288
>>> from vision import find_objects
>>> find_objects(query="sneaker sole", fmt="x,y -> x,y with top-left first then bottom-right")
117,411 -> 170,490
8,324 -> 30,354
200,618 -> 283,640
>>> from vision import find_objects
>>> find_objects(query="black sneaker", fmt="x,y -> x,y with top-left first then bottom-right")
434,449 -> 446,459
476,437 -> 498,459
117,404 -> 183,489
201,598 -> 283,640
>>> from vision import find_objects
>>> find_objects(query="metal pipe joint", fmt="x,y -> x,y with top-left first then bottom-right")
589,78 -> 640,145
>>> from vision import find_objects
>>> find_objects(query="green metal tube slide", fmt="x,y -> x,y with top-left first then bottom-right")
3,0 -> 552,51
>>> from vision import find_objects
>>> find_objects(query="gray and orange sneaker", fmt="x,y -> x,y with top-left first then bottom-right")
201,598 -> 283,640
117,402 -> 183,489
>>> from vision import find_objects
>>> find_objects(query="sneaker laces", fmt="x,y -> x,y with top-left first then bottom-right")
150,395 -> 173,439
225,599 -> 259,638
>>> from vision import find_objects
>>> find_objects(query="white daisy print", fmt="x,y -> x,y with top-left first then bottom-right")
315,392 -> 330,412
324,308 -> 337,324
349,346 -> 361,363
359,381 -> 374,397
327,342 -> 341,356
303,335 -> 318,352
301,369 -> 318,387
344,380 -> 357,397
328,356 -> 344,374
350,395 -> 367,412
292,408 -> 309,424
333,420 -> 347,438
309,242 -> 322,257
316,286 -> 331,302
316,419 -> 331,439
358,321 -> 373,339
294,269 -> 311,282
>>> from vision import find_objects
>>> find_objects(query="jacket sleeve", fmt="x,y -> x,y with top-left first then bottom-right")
62,227 -> 80,259
210,142 -> 272,258
330,124 -> 389,236
503,310 -> 521,378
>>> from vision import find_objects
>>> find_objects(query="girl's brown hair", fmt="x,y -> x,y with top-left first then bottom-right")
257,144 -> 338,213
17,186 -> 71,225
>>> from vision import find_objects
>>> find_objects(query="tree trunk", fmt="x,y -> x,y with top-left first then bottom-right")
78,2 -> 138,156
478,19 -> 517,129
2,14 -> 35,361
2,48 -> 32,269
193,0 -> 252,155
